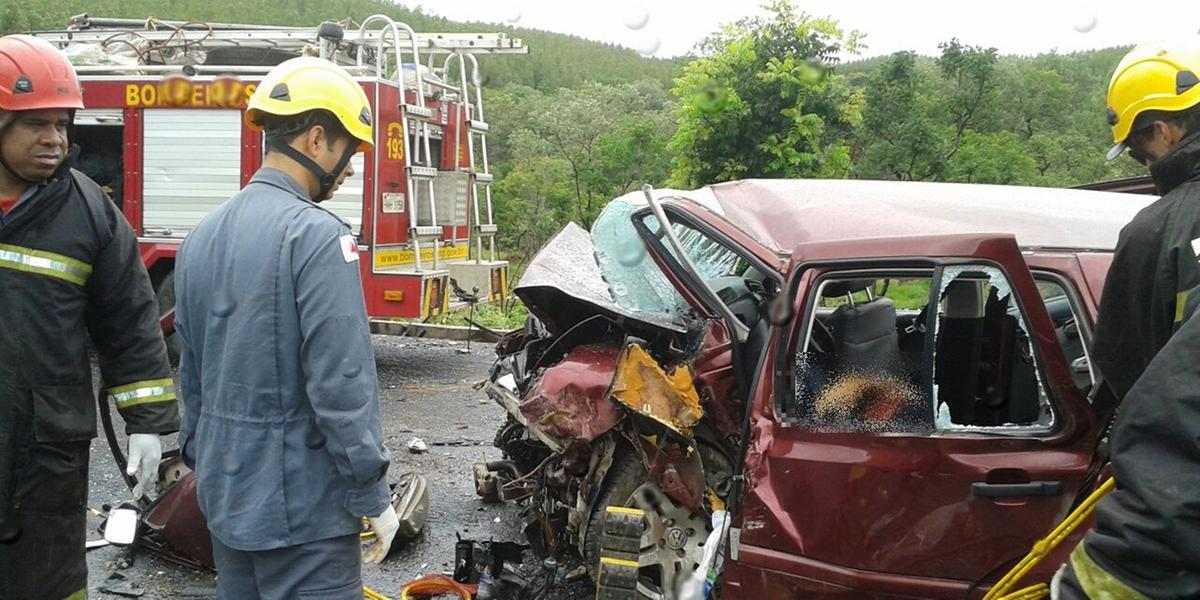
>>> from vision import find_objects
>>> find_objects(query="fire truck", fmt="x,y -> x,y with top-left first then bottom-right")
31,14 -> 525,356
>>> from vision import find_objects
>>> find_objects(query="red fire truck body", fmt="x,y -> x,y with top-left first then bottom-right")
34,16 -> 522,340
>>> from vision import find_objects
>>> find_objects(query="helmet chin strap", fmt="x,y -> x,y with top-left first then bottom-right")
276,143 -> 356,202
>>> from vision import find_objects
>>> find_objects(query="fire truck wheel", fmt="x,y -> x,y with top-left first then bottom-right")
155,270 -> 181,366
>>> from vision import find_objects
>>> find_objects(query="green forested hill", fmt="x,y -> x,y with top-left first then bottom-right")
0,0 -> 679,89
2,1 -> 1155,272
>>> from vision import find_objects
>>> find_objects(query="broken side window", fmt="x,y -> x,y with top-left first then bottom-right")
932,266 -> 1055,431
786,267 -> 1056,434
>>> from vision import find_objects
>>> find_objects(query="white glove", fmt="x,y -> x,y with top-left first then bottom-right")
126,433 -> 161,500
363,504 -> 399,565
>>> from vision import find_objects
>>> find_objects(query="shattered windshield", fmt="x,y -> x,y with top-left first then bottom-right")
591,197 -> 745,320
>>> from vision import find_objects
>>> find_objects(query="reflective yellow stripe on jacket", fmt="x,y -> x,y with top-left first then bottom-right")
107,378 -> 176,409
1070,544 -> 1150,600
0,243 -> 92,286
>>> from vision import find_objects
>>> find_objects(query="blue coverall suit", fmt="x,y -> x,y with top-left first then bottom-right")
175,168 -> 391,599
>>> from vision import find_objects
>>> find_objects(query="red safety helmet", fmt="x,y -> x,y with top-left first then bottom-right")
0,35 -> 84,114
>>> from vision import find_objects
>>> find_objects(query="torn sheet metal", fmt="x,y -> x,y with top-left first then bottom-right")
610,344 -> 704,437
391,473 -> 429,542
514,222 -> 686,335
630,431 -> 708,513
519,345 -> 626,447
142,469 -> 215,569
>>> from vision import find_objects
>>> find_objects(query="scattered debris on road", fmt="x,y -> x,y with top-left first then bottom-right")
406,438 -> 429,454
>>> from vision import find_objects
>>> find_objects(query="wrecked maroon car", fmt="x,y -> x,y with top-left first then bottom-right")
480,179 -> 1149,598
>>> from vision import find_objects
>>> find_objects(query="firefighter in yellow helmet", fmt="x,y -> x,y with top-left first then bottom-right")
174,57 -> 398,599
1054,41 -> 1200,598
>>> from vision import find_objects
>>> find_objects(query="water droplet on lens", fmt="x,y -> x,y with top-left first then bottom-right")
1073,13 -> 1097,33
624,10 -> 650,31
637,38 -> 661,57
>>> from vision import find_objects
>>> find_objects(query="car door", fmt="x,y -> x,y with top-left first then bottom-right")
724,233 -> 1101,599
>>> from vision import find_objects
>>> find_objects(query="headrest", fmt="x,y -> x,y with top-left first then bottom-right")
943,280 -> 985,319
821,279 -> 876,298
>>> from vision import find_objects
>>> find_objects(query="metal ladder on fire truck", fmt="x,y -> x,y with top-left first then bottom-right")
354,15 -> 442,274
351,15 -> 513,305
440,52 -> 499,269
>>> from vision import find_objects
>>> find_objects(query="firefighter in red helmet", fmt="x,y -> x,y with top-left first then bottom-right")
0,35 -> 179,599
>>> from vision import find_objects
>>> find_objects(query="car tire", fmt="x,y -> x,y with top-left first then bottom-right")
584,450 -> 648,576
583,450 -> 710,599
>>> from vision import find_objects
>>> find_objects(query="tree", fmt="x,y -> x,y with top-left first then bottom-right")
853,51 -> 946,181
487,81 -> 675,262
493,131 -> 574,271
947,131 -> 1037,184
668,0 -> 862,187
597,116 -> 673,198
935,39 -> 1000,164
0,5 -> 33,34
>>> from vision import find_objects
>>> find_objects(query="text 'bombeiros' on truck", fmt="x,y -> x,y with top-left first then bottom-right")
32,13 -> 528,359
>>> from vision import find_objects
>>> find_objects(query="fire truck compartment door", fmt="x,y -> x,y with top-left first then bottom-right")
414,170 -> 469,227
142,109 -> 242,236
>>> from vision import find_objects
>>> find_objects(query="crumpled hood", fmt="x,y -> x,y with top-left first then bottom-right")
513,222 -> 686,335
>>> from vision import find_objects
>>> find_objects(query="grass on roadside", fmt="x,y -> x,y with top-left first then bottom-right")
423,297 -> 529,331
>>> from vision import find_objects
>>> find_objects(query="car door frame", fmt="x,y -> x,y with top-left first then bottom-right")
722,233 -> 1101,599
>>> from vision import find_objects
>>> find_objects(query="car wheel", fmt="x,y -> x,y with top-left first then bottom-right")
584,452 -> 711,599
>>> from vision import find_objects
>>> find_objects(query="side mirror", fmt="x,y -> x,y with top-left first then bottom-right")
766,293 -> 794,327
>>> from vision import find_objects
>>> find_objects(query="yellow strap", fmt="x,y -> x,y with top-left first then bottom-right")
998,583 -> 1049,600
1176,290 -> 1190,324
984,478 -> 1116,600
107,378 -> 177,409
0,243 -> 92,286
363,586 -> 392,600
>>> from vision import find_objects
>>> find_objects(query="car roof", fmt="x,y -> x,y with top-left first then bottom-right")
655,179 -> 1154,255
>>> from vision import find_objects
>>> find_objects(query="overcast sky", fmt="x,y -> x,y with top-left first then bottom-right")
402,0 -> 1200,59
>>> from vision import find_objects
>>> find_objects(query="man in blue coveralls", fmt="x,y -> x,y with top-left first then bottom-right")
174,57 -> 398,599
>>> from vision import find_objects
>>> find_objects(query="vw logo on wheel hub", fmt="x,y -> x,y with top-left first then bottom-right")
666,528 -> 688,550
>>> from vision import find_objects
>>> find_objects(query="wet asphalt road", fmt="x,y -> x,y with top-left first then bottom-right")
85,336 -> 591,599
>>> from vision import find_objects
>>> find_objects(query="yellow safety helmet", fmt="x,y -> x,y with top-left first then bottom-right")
1106,41 -> 1200,160
246,57 -> 374,151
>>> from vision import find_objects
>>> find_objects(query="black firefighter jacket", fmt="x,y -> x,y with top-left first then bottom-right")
1066,132 -> 1200,597
0,163 -> 180,527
